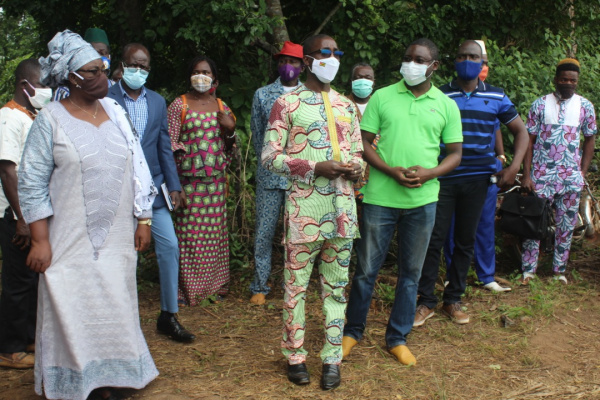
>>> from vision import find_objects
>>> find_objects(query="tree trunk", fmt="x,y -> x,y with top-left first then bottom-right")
568,0 -> 576,56
266,0 -> 289,50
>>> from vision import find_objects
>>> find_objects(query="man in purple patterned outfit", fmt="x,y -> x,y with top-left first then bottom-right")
521,58 -> 596,285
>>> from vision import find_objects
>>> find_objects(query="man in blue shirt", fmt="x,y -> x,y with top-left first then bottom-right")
249,41 -> 304,305
415,40 -> 529,327
107,43 -> 194,342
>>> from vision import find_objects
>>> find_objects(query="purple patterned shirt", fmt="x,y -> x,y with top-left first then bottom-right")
526,92 -> 596,190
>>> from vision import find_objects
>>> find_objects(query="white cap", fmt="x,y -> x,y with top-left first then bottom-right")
474,40 -> 487,55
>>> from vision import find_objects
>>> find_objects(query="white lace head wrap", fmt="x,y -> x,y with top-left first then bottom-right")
39,30 -> 101,87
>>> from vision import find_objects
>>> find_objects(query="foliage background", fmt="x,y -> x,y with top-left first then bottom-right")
1,0 -> 599,277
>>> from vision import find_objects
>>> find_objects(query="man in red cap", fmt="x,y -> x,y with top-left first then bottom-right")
249,41 -> 304,305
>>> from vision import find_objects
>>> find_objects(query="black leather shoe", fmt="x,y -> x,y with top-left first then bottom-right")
287,363 -> 310,385
156,311 -> 196,343
320,364 -> 341,390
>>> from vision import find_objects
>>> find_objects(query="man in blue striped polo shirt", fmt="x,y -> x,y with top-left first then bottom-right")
415,40 -> 529,326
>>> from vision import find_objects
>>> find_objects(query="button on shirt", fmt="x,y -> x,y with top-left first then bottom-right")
119,81 -> 148,140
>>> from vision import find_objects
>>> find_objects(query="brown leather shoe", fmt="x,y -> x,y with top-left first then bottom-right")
0,352 -> 34,369
442,303 -> 470,324
413,304 -> 435,327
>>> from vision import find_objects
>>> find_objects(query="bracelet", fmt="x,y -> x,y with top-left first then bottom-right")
226,131 -> 236,139
138,219 -> 152,226
497,154 -> 507,164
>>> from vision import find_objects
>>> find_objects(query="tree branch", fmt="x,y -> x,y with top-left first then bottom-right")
313,3 -> 342,36
252,38 -> 278,56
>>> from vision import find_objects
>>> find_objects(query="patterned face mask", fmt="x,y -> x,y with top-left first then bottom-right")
191,74 -> 212,93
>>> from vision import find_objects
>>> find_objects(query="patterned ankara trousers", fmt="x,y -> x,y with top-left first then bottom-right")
282,237 -> 353,366
522,187 -> 581,275
250,186 -> 286,295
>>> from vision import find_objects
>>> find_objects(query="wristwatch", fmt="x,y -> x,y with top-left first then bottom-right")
138,219 -> 152,226
497,154 -> 507,164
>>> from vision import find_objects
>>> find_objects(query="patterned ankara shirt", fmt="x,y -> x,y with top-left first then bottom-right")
251,77 -> 297,190
118,81 -> 148,140
262,85 -> 364,244
527,92 -> 597,190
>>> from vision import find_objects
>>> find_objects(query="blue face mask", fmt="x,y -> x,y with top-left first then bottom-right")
122,67 -> 149,90
455,60 -> 482,81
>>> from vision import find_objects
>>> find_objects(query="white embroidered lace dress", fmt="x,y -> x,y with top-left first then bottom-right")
18,101 -> 158,400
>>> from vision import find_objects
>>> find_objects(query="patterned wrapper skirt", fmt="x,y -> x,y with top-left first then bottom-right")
176,174 -> 229,305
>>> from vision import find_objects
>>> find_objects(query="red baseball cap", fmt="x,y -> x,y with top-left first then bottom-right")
274,41 -> 303,59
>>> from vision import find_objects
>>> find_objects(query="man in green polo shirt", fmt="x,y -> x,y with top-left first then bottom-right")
342,38 -> 463,365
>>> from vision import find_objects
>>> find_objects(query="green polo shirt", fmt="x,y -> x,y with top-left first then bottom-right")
360,79 -> 463,209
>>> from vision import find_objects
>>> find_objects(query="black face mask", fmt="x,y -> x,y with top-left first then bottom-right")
556,84 -> 576,100
72,71 -> 109,99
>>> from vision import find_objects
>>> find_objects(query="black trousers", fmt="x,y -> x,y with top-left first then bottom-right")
0,208 -> 37,353
418,179 -> 489,308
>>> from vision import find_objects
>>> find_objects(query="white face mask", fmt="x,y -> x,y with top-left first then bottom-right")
399,61 -> 434,86
308,56 -> 340,84
23,81 -> 52,109
191,74 -> 212,93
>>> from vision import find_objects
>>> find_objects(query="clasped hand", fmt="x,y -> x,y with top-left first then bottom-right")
393,165 -> 433,188
315,160 -> 362,181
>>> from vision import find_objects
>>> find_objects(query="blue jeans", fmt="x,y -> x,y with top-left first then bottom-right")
151,206 -> 180,313
345,202 -> 436,348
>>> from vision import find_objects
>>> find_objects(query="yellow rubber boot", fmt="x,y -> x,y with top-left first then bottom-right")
249,293 -> 266,305
341,336 -> 358,358
389,345 -> 416,366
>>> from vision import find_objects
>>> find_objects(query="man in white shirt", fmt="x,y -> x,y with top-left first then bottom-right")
0,59 -> 50,369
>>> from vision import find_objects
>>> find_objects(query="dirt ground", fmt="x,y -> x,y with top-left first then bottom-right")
2,241 -> 600,400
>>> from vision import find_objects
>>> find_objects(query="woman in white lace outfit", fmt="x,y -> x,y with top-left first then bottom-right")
18,30 -> 158,400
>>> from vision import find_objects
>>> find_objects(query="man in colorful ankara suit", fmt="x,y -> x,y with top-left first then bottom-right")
262,34 -> 363,390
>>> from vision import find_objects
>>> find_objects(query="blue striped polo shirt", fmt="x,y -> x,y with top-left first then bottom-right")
439,80 -> 518,183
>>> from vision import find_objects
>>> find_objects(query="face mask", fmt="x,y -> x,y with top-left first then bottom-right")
23,81 -> 52,109
307,56 -> 340,84
72,71 -> 109,99
400,61 -> 433,86
479,65 -> 489,81
455,60 -> 483,81
122,67 -> 149,90
556,84 -> 576,100
191,74 -> 213,93
352,79 -> 374,99
278,64 -> 302,82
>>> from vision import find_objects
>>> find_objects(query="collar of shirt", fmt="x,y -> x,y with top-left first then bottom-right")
397,79 -> 439,99
274,77 -> 302,93
118,80 -> 147,101
448,79 -> 486,95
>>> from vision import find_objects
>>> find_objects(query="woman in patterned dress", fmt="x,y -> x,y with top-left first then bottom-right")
167,56 -> 236,306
